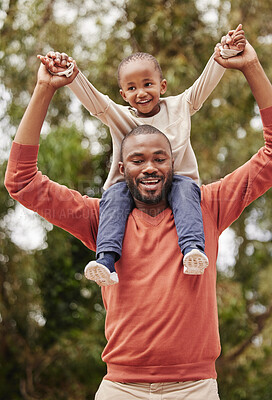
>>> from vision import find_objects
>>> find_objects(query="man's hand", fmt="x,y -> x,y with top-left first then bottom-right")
38,51 -> 78,73
35,61 -> 76,91
37,51 -> 79,84
215,40 -> 272,109
214,40 -> 258,72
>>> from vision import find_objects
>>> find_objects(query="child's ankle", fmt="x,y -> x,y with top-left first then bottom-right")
97,251 -> 118,273
183,246 -> 205,257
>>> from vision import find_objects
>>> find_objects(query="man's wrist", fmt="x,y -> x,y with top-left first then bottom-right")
36,80 -> 56,92
34,81 -> 57,102
241,58 -> 261,76
241,58 -> 272,109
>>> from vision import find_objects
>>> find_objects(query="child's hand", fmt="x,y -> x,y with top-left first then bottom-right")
221,24 -> 246,52
37,52 -> 78,77
218,24 -> 246,59
46,51 -> 75,68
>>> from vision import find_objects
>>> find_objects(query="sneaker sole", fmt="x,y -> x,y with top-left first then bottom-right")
84,261 -> 119,286
183,250 -> 209,275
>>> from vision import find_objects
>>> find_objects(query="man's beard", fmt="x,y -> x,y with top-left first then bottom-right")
124,170 -> 173,205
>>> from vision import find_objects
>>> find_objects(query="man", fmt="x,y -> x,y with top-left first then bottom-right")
4,41 -> 272,399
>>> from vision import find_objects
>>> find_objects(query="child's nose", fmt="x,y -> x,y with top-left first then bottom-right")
137,88 -> 147,97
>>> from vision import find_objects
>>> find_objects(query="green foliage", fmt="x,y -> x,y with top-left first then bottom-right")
1,0 -> 272,399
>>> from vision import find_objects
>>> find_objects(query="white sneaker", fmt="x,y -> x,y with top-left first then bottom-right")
84,261 -> 119,286
183,249 -> 209,275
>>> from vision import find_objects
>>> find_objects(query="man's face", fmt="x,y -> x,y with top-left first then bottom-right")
119,133 -> 174,212
119,59 -> 167,118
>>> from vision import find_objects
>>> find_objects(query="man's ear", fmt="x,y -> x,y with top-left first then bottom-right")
119,161 -> 125,175
160,79 -> 167,95
120,89 -> 129,103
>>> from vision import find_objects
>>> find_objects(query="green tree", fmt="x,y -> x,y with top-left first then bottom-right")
0,0 -> 113,398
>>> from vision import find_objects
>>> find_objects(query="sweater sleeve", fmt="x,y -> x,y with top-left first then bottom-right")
185,55 -> 225,115
201,106 -> 272,234
4,142 -> 100,251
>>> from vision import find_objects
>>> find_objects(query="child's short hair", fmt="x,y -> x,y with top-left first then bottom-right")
117,52 -> 163,88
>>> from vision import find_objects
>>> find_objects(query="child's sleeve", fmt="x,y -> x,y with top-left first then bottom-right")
185,55 -> 225,115
68,70 -> 112,124
68,70 -> 137,136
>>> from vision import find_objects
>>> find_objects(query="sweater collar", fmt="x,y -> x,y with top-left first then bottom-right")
131,207 -> 172,226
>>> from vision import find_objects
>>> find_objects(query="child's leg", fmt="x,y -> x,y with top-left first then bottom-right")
168,175 -> 209,275
84,181 -> 134,286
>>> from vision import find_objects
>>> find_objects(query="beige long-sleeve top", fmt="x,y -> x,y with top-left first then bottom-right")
68,55 -> 225,188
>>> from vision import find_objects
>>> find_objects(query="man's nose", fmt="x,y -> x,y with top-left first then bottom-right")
142,161 -> 158,174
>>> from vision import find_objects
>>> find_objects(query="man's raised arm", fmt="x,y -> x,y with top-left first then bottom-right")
4,61 -> 99,251
203,41 -> 272,234
14,61 -> 77,145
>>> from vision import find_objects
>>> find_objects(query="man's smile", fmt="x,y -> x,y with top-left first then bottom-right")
137,176 -> 162,191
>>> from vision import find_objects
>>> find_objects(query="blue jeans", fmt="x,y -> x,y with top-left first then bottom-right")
96,175 -> 205,259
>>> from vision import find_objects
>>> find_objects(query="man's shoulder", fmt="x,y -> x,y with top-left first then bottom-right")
200,181 -> 221,211
84,196 -> 100,212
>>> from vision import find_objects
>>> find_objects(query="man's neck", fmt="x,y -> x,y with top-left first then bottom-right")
134,200 -> 169,217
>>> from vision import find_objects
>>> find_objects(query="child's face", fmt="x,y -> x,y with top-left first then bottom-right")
119,59 -> 167,118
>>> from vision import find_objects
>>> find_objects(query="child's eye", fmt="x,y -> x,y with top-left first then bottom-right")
128,86 -> 135,91
145,82 -> 152,87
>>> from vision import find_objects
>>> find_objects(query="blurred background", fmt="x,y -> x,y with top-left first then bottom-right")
0,0 -> 272,398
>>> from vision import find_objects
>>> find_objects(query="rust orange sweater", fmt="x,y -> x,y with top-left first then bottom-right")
4,107 -> 272,383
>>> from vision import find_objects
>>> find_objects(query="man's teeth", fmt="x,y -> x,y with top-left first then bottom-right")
141,179 -> 159,185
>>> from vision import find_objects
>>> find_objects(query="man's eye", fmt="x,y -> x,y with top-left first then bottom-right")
132,160 -> 143,164
155,158 -> 165,163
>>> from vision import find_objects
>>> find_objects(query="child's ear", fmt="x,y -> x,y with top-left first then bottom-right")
160,79 -> 167,95
120,89 -> 129,102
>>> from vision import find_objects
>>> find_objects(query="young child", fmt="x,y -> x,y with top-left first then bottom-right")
39,25 -> 245,286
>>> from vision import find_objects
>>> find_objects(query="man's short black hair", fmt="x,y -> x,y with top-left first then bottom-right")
120,125 -> 172,162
